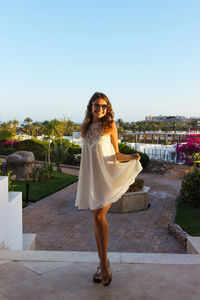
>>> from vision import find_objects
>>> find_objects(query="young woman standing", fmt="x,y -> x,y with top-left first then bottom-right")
75,92 -> 142,286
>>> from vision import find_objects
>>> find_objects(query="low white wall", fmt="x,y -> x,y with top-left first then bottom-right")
7,192 -> 23,250
0,177 -> 8,248
0,176 -> 23,250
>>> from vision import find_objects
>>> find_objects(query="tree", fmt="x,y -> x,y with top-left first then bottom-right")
42,120 -> 59,167
172,121 -> 177,143
9,120 -> 19,147
116,118 -> 124,128
0,129 -> 13,142
23,117 -> 33,135
31,121 -> 41,138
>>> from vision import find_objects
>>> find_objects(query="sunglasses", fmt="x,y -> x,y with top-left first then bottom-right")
93,103 -> 110,110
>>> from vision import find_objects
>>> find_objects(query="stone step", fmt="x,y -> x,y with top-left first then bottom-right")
0,250 -> 200,265
165,172 -> 183,180
170,169 -> 188,177
165,164 -> 191,180
173,164 -> 191,171
23,234 -> 36,250
187,237 -> 200,254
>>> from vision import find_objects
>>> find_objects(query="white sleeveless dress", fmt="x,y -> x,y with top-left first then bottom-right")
75,121 -> 143,210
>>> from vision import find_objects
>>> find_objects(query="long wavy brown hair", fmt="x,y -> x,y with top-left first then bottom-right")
81,92 -> 114,138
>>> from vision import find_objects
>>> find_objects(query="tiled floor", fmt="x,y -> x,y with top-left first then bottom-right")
23,169 -> 186,254
0,259 -> 200,300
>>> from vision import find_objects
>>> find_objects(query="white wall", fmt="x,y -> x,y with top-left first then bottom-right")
0,176 -> 23,250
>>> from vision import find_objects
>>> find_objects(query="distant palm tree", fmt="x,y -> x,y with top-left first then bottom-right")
24,117 -> 33,135
24,117 -> 32,125
32,121 -> 41,138
63,118 -> 74,136
10,120 -> 19,147
172,121 -> 177,143
116,118 -> 124,128
135,122 -> 144,142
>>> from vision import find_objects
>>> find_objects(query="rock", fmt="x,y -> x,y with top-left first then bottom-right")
144,159 -> 173,174
6,151 -> 35,181
167,223 -> 190,248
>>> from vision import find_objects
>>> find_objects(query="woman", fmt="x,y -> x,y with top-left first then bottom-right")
75,92 -> 142,286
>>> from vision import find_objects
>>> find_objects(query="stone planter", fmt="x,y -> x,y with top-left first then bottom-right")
109,186 -> 150,213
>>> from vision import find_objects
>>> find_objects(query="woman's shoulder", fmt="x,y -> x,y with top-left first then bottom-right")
105,121 -> 117,135
111,120 -> 117,127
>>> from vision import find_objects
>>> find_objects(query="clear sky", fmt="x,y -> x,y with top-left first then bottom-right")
0,0 -> 199,124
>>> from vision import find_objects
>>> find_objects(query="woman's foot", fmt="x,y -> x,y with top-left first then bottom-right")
101,259 -> 112,286
93,265 -> 102,283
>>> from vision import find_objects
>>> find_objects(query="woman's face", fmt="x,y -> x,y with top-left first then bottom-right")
91,98 -> 109,119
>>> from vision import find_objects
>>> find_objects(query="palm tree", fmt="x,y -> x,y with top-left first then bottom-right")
10,120 -> 19,147
116,118 -> 124,128
115,119 -> 124,140
42,120 -> 58,167
51,140 -> 70,172
64,118 -> 74,136
156,121 -> 163,144
24,117 -> 33,135
135,122 -> 144,142
24,117 -> 32,125
172,121 -> 177,143
32,121 -> 41,138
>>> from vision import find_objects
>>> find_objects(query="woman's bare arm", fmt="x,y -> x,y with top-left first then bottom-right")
110,121 -> 140,162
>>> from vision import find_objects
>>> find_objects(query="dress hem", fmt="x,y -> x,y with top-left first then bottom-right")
75,162 -> 143,210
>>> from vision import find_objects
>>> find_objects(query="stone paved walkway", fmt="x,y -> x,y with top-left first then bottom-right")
23,168 -> 186,254
1,257 -> 200,300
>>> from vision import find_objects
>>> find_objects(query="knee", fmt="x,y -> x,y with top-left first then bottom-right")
94,213 -> 105,225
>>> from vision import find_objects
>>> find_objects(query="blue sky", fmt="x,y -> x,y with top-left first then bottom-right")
0,0 -> 199,123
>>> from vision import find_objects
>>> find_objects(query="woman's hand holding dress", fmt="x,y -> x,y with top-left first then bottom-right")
116,152 -> 141,162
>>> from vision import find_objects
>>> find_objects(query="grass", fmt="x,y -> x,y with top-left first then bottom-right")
175,201 -> 200,236
13,172 -> 78,205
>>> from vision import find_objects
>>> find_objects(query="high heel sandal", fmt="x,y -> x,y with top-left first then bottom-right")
101,259 -> 112,286
93,265 -> 102,283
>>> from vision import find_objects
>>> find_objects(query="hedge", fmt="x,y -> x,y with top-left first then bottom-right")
13,139 -> 47,161
0,147 -> 17,156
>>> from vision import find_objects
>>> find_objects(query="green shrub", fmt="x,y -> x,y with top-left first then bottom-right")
0,158 -> 16,191
68,143 -> 81,154
54,141 -> 81,166
14,139 -> 47,161
30,163 -> 53,181
118,143 -> 149,168
127,178 -> 144,192
51,140 -> 70,171
180,166 -> 200,207
64,152 -> 80,166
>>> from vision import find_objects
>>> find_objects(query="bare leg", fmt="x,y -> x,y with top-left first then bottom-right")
93,202 -> 112,281
92,210 -> 102,263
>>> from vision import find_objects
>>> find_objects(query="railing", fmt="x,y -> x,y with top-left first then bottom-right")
143,148 -> 180,163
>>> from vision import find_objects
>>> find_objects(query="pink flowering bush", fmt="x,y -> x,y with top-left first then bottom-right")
0,140 -> 20,148
175,134 -> 200,165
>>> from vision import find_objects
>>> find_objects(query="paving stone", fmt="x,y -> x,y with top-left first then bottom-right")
0,262 -> 36,289
23,170 -> 186,254
1,261 -> 200,300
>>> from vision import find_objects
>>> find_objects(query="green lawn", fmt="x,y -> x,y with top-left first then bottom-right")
175,202 -> 200,236
14,172 -> 78,203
